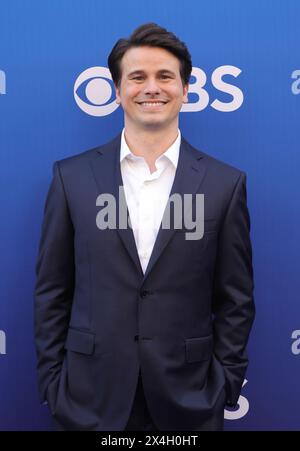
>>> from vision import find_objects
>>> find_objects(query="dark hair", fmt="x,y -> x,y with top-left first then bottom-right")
108,23 -> 192,87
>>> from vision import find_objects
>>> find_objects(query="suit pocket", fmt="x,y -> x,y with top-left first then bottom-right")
185,335 -> 213,363
176,219 -> 217,235
203,219 -> 217,233
63,328 -> 96,404
64,328 -> 95,355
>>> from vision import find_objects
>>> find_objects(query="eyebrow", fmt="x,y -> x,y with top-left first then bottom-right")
127,69 -> 176,77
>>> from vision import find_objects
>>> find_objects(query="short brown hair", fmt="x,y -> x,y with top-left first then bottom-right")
108,23 -> 192,87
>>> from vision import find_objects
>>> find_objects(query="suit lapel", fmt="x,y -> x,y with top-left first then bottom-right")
89,134 -> 207,282
89,134 -> 143,276
143,138 -> 207,282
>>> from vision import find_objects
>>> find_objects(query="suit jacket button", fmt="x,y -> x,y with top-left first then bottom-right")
140,290 -> 149,298
134,335 -> 139,341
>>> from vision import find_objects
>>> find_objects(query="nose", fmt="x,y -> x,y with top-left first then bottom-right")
143,77 -> 161,95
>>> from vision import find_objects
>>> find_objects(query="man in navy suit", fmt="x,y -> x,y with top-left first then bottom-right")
34,23 -> 255,431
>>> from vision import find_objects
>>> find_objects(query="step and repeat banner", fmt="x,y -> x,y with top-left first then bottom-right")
0,0 -> 299,430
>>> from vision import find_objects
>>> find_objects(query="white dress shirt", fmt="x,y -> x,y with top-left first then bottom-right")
120,128 -> 181,273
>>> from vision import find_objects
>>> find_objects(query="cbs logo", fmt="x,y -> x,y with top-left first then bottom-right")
224,379 -> 249,421
74,67 -> 118,116
74,65 -> 244,116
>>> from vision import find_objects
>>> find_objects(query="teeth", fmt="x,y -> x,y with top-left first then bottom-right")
140,102 -> 165,106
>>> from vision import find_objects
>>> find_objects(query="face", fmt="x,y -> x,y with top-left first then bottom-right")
115,46 -> 189,131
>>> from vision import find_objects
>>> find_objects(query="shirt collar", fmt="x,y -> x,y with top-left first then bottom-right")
120,128 -> 181,169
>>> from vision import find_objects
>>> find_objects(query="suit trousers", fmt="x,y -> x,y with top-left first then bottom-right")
52,370 -> 225,431
124,371 -> 157,431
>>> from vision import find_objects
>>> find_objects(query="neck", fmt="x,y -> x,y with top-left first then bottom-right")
123,122 -> 179,173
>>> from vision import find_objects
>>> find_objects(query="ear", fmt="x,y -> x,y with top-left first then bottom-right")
183,83 -> 189,103
115,84 -> 121,104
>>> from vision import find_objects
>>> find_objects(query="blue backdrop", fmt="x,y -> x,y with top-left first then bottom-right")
0,0 -> 299,430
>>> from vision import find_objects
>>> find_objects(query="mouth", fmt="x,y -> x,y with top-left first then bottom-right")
136,100 -> 168,108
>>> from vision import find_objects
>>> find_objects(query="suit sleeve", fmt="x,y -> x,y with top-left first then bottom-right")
212,171 -> 255,406
34,161 -> 74,405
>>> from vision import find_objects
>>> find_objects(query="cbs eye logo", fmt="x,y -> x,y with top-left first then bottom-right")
74,67 -> 118,116
74,65 -> 244,116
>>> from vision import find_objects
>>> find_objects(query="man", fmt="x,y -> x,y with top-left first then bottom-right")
34,23 -> 255,431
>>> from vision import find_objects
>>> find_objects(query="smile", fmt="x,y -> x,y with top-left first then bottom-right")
137,101 -> 168,107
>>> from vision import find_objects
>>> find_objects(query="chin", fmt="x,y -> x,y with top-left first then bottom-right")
141,121 -> 166,129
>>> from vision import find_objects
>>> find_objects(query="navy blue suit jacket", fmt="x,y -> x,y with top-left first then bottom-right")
34,133 -> 255,430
